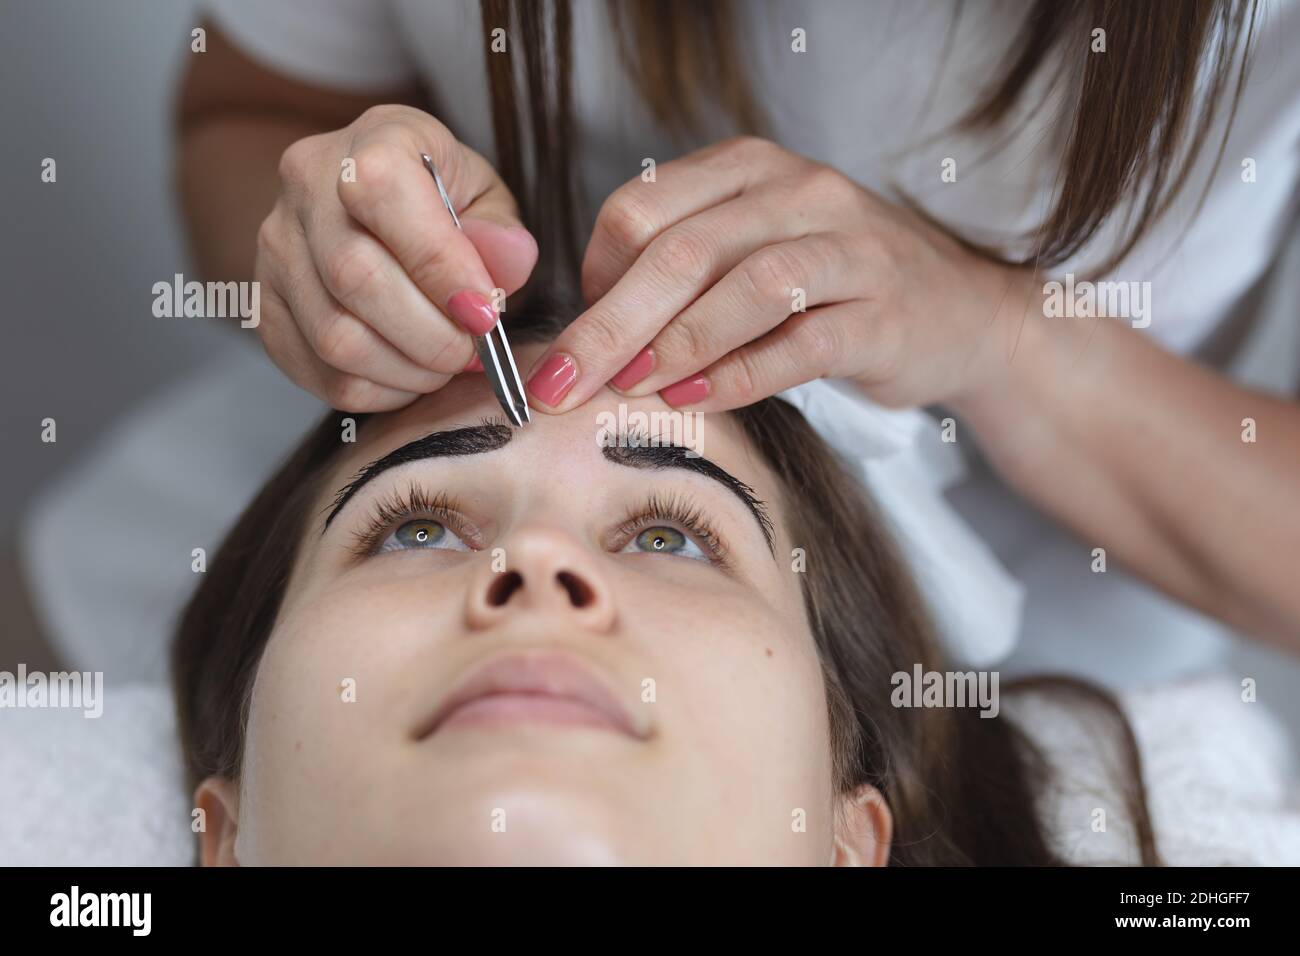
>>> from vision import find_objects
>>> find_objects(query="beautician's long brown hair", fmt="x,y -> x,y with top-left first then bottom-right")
171,289 -> 1160,865
480,0 -> 1258,281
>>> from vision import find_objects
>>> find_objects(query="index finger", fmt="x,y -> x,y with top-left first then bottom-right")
581,136 -> 802,304
526,188 -> 801,413
337,122 -> 503,339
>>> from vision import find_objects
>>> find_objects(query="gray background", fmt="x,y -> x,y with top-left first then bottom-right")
1,1 -> 245,672
1,0 -> 232,545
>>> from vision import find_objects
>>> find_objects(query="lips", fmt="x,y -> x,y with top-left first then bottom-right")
416,650 -> 647,741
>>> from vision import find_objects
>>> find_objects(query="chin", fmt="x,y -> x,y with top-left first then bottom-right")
407,764 -> 651,864
437,828 -> 629,866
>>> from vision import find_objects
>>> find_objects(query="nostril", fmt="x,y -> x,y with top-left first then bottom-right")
555,570 -> 595,608
486,570 -> 524,607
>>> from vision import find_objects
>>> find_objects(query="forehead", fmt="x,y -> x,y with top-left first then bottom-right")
316,347 -> 783,522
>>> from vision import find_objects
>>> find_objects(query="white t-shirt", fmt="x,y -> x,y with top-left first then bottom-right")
204,0 -> 1300,354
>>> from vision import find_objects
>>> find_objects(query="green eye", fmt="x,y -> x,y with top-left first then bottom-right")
637,526 -> 684,553
351,485 -> 479,560
624,525 -> 707,561
400,519 -> 445,546
379,518 -> 456,552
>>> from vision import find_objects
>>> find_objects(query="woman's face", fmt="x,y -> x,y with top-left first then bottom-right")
197,344 -> 889,865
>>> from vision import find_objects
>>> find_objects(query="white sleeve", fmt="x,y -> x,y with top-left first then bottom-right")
201,0 -> 419,92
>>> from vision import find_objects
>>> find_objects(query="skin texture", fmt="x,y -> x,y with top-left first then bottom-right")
194,343 -> 891,866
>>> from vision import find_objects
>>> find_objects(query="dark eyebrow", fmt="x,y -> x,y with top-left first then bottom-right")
320,419 -> 777,557
322,419 -> 513,530
602,437 -> 776,555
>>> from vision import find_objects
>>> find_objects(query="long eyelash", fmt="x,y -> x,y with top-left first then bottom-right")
347,484 -> 473,558
347,484 -> 731,568
615,490 -> 732,570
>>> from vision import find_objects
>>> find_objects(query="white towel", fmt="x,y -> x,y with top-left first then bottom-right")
0,684 -> 193,865
1007,677 -> 1300,865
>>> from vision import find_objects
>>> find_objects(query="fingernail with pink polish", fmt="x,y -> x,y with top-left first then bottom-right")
660,374 -> 710,407
610,347 -> 655,391
463,354 -> 483,373
528,352 -> 578,407
446,290 -> 499,336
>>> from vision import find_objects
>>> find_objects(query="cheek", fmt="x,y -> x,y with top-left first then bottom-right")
239,577 -> 461,810
277,563 -> 469,691
680,624 -> 829,771
631,575 -> 836,813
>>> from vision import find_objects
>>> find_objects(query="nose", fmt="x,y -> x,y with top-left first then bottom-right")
465,526 -> 617,634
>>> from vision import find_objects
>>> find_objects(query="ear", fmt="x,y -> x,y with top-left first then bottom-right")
194,777 -> 242,867
830,785 -> 892,867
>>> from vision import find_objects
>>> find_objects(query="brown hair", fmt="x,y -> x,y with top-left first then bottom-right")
479,0 -> 1258,282
171,291 -> 1159,865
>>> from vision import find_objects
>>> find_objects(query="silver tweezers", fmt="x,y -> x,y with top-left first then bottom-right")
420,153 -> 531,427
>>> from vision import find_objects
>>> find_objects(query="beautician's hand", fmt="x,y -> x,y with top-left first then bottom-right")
255,105 -> 538,411
524,136 -> 1035,413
